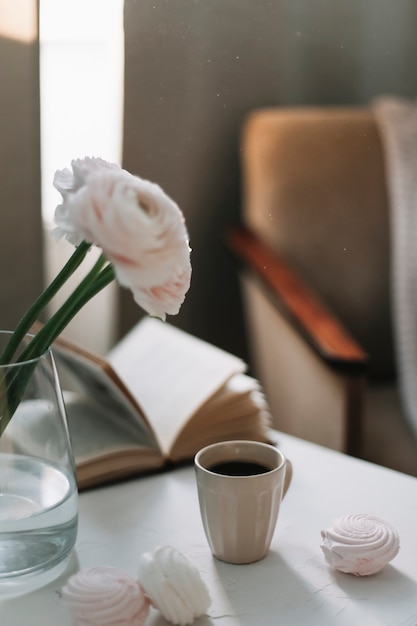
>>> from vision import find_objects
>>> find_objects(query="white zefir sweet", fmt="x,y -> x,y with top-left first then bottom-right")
320,513 -> 400,576
61,566 -> 150,625
138,545 -> 211,625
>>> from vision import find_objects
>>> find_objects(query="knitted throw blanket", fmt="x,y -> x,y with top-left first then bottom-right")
374,96 -> 417,438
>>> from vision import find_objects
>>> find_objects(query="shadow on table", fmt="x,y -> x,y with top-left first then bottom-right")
208,550 -> 315,622
207,548 -> 417,624
332,563 -> 417,606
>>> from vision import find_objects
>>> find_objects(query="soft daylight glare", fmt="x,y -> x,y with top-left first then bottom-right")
39,0 -> 124,224
39,0 -> 124,354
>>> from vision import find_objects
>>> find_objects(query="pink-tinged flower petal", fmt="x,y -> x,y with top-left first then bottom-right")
132,263 -> 192,321
61,566 -> 150,626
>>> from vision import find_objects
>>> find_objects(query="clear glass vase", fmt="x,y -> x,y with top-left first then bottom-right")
0,331 -> 78,593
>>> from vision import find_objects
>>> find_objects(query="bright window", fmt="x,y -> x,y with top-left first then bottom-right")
39,0 -> 124,353
39,0 -> 124,224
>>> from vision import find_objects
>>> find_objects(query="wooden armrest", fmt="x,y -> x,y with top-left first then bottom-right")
226,226 -> 368,373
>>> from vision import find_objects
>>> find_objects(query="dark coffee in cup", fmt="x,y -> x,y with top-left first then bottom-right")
208,460 -> 270,476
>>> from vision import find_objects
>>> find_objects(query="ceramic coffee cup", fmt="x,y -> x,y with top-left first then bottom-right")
194,440 -> 292,564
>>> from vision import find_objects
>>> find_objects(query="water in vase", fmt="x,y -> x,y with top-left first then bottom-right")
0,454 -> 78,581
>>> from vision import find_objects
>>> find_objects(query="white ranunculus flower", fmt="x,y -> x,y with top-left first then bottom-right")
53,163 -> 192,320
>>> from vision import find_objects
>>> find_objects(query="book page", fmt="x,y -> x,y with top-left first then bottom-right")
107,318 -> 246,456
52,342 -> 160,452
62,392 -> 156,461
169,373 -> 272,459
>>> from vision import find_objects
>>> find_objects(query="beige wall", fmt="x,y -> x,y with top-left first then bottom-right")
121,1 -> 417,359
0,0 -> 42,331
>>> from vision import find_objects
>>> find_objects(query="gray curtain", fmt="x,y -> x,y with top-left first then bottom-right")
121,0 -> 417,360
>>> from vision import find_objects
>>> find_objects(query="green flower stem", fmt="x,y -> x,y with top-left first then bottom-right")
0,260 -> 116,437
0,240 -> 92,365
0,363 -> 36,437
23,266 -> 115,360
18,255 -> 113,364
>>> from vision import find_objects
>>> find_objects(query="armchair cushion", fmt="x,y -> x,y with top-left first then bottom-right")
242,107 -> 394,379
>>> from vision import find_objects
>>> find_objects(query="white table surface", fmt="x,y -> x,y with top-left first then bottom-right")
2,431 -> 417,626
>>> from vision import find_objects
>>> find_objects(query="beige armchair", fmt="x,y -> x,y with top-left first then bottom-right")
228,106 -> 417,476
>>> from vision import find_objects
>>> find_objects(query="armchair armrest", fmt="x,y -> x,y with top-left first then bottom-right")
226,226 -> 368,373
226,226 -> 368,455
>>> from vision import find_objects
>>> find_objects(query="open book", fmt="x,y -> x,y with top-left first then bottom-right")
52,317 -> 272,489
